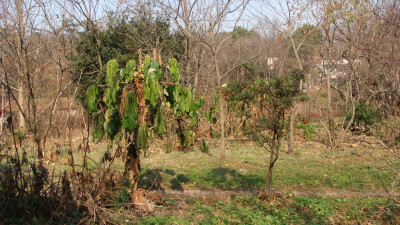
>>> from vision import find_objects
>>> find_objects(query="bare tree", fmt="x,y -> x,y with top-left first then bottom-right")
161,0 -> 253,159
0,0 -> 76,159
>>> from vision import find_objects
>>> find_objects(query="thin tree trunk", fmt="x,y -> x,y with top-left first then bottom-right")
288,109 -> 296,153
123,133 -> 141,191
214,52 -> 225,159
1,73 -> 4,135
326,49 -> 335,147
288,31 -> 304,154
265,143 -> 279,192
18,79 -> 25,130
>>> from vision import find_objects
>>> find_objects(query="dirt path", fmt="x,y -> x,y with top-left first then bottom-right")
156,188 -> 398,199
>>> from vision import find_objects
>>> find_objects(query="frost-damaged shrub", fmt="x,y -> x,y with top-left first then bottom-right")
87,54 -> 202,195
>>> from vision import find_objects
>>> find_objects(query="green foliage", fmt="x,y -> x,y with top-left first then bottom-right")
225,70 -> 304,145
292,24 -> 323,60
136,124 -> 149,152
347,102 -> 381,127
202,93 -> 219,124
71,11 -> 184,104
231,26 -> 251,39
110,189 -> 131,210
86,85 -> 99,115
153,105 -> 167,137
165,141 -> 173,153
122,91 -> 138,132
144,68 -> 162,106
87,50 -> 199,159
92,112 -> 105,142
166,82 -> 202,126
105,108 -> 121,139
163,64 -> 203,150
224,69 -> 304,190
106,60 -> 119,85
293,196 -> 334,223
13,129 -> 26,142
200,140 -> 209,153
122,60 -> 136,83
295,120 -> 315,140
104,60 -> 121,108
167,58 -> 180,82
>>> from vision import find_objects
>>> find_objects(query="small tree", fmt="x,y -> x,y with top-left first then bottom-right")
224,69 -> 304,192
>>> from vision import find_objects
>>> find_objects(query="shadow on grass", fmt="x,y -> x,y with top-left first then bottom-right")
195,167 -> 265,190
139,167 -> 266,191
139,168 -> 164,191
139,169 -> 190,192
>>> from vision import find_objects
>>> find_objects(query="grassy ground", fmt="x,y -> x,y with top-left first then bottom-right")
45,138 -> 393,193
136,195 -> 399,224
137,140 -> 394,193
4,128 -> 399,224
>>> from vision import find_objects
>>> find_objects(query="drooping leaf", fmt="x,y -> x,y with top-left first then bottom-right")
92,112 -> 105,142
195,97 -> 204,109
181,88 -> 192,114
125,60 -> 136,83
154,105 -> 167,137
106,108 -> 121,139
106,60 -> 119,86
165,85 -> 175,107
173,84 -> 182,106
122,91 -> 138,132
144,73 -> 162,106
86,85 -> 98,115
136,124 -> 149,151
146,61 -> 162,80
144,55 -> 152,66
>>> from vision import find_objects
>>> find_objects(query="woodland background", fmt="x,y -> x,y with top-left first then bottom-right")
0,0 -> 399,224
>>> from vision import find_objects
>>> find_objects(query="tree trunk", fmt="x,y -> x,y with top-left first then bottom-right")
218,91 -> 226,159
123,134 -> 141,191
265,143 -> 279,192
18,80 -> 25,130
326,52 -> 336,147
176,117 -> 187,151
288,108 -> 296,153
124,70 -> 146,192
213,50 -> 225,159
288,26 -> 304,154
1,74 -> 4,135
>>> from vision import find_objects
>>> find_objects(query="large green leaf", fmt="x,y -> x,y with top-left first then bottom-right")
168,58 -> 180,82
181,88 -> 192,114
86,85 -> 98,115
154,105 -> 167,137
125,60 -> 136,83
92,112 -> 105,142
195,97 -> 204,109
122,91 -> 138,132
165,85 -> 175,107
144,73 -> 162,106
173,84 -> 182,105
106,60 -> 119,86
106,108 -> 121,139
